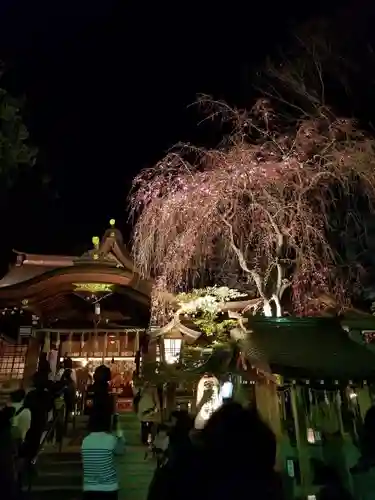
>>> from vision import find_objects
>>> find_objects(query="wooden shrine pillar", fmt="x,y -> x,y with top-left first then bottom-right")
103,332 -> 108,364
80,332 -> 84,356
254,378 -> 286,482
23,336 -> 42,387
334,388 -> 355,496
142,333 -> 157,365
255,379 -> 282,439
68,332 -> 73,355
290,385 -> 312,497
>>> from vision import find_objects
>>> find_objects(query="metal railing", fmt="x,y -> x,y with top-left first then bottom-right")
24,403 -> 66,494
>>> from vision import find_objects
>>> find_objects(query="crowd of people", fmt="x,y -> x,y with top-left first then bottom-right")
66,367 -> 375,500
0,355 -> 78,500
131,380 -> 375,500
147,404 -> 284,500
3,360 -> 375,500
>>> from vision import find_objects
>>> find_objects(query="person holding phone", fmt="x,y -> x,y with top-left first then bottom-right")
82,411 -> 125,499
220,376 -> 234,404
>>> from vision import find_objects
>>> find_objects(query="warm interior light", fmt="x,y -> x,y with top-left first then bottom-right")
73,283 -> 114,293
163,338 -> 182,364
60,356 -> 134,362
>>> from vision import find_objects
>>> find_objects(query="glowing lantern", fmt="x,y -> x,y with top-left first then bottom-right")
163,337 -> 182,364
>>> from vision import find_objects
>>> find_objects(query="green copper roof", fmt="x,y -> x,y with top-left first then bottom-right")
244,317 -> 375,380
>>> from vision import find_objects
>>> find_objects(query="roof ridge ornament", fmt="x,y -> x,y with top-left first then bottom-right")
92,236 -> 100,250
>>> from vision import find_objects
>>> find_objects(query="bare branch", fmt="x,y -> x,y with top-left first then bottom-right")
221,215 -> 266,300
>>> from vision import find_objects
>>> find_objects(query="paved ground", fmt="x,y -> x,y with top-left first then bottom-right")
118,413 -> 155,500
29,413 -> 155,500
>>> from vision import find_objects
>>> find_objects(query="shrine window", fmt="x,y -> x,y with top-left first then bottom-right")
0,344 -> 27,380
164,339 -> 181,364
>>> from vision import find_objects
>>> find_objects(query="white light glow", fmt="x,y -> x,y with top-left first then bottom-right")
194,375 -> 222,430
59,356 -> 134,362
163,338 -> 182,364
220,381 -> 233,399
307,428 -> 315,444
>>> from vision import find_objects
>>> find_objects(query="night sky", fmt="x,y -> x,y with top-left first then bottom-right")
0,0 -> 368,271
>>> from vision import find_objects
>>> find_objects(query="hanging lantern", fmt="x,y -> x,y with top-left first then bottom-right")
95,303 -> 101,316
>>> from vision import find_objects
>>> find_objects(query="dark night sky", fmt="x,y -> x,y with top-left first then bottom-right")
0,0 -> 364,270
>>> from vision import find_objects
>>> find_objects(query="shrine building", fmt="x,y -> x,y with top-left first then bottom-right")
0,219 -> 152,408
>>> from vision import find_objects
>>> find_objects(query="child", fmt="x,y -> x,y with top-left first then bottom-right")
152,424 -> 170,467
81,411 -> 125,500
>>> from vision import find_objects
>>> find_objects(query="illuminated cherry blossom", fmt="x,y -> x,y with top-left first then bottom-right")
130,98 -> 375,317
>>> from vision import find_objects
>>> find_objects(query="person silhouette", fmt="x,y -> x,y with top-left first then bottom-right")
148,402 -> 284,500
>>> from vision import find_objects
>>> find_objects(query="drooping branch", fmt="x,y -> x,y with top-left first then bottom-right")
130,95 -> 375,318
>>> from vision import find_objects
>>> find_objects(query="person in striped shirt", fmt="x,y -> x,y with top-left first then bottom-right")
81,411 -> 125,499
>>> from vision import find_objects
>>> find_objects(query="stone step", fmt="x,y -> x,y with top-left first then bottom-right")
27,415 -> 152,499
28,468 -> 82,489
38,451 -> 81,463
27,490 -> 81,500
28,449 -> 82,491
34,460 -> 82,474
27,480 -> 79,492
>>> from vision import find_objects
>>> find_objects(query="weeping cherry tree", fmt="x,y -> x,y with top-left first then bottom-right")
129,97 -> 375,319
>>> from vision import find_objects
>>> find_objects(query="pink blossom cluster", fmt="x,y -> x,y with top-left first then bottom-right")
129,100 -> 375,316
